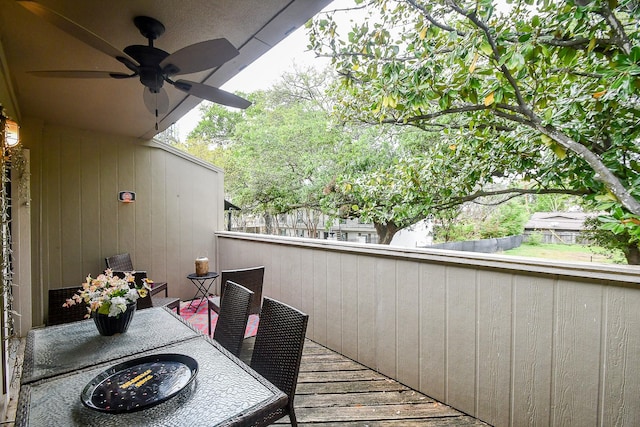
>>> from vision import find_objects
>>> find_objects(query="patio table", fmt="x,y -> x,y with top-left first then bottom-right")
16,307 -> 287,426
21,307 -> 201,384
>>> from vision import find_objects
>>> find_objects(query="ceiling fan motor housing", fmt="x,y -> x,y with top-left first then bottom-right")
123,45 -> 170,91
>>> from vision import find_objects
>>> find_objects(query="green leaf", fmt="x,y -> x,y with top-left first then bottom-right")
518,33 -> 531,43
551,143 -> 567,160
531,15 -> 540,27
507,52 -> 525,71
98,303 -> 111,315
479,41 -> 493,56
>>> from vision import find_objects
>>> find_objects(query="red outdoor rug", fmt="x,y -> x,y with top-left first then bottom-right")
179,299 -> 259,338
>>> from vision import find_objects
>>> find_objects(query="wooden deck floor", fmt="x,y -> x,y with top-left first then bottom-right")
276,340 -> 491,426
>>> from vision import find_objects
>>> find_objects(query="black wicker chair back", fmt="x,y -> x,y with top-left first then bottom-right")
47,287 -> 88,326
105,253 -> 134,271
213,281 -> 254,356
208,266 -> 264,335
105,253 -> 180,314
214,266 -> 265,314
249,297 -> 308,427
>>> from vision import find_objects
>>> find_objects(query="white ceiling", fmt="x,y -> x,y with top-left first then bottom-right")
0,0 -> 331,139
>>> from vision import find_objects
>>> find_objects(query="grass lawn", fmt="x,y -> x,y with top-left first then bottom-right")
502,243 -> 626,264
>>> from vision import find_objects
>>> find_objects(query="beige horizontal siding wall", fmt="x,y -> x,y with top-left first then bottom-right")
24,119 -> 223,327
216,231 -> 640,427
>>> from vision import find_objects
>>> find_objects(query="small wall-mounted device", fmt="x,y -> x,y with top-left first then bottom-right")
118,191 -> 136,203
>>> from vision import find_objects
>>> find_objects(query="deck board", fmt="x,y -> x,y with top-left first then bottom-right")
271,339 -> 491,426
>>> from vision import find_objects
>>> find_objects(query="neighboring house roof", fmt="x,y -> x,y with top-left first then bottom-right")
524,212 -> 600,231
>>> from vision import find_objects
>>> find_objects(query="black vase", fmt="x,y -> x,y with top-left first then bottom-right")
93,302 -> 136,336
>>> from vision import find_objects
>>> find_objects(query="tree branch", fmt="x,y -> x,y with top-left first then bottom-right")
432,187 -> 590,211
381,104 -> 493,124
596,1 -> 632,55
447,0 -> 534,118
550,67 -> 604,79
534,122 -> 640,215
405,0 -> 465,36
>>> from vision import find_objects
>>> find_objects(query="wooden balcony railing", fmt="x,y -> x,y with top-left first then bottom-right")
216,231 -> 640,427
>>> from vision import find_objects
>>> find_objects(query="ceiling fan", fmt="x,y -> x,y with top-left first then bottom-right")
18,1 -> 251,124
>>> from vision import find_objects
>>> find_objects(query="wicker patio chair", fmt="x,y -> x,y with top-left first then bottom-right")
210,266 -> 264,314
47,287 -> 88,326
120,270 -> 180,312
248,297 -> 308,427
105,253 -> 180,314
207,266 -> 264,336
104,253 -> 134,272
213,281 -> 254,357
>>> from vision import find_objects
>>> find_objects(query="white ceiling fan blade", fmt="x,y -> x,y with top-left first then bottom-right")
18,1 -> 132,62
143,87 -> 169,115
160,39 -> 239,76
173,80 -> 251,109
29,70 -> 132,79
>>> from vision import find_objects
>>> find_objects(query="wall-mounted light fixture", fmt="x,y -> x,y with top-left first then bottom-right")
0,106 -> 20,148
4,118 -> 19,148
118,191 -> 136,203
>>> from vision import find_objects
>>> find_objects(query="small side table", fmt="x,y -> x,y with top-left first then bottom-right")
186,272 -> 219,310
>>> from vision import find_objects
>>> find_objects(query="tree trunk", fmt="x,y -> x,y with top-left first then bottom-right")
625,243 -> 640,265
374,222 -> 400,245
264,213 -> 273,235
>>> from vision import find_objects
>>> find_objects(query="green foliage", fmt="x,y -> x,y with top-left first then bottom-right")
228,100 -> 344,214
479,200 -> 529,238
528,193 -> 583,212
434,219 -> 477,242
175,70 -> 347,226
527,231 -> 544,246
582,215 -> 640,264
432,199 -> 529,242
187,100 -> 247,145
309,0 -> 640,260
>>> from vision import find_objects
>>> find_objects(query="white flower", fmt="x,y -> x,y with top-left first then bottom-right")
126,288 -> 140,302
109,296 -> 129,317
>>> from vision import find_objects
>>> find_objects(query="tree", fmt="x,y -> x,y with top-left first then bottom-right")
170,99 -> 249,167
309,0 -> 640,259
321,123 -> 537,243
583,216 -> 639,263
180,70 -> 576,245
197,72 -> 347,233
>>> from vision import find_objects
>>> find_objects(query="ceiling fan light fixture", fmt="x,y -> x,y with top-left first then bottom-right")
139,68 -> 164,91
20,3 -> 252,116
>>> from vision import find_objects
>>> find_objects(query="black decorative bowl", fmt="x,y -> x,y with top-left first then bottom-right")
81,353 -> 198,413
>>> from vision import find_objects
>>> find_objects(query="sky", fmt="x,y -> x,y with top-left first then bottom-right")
175,9 -> 332,141
173,1 -> 514,141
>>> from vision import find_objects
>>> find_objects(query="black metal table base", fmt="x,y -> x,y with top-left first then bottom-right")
186,272 -> 219,310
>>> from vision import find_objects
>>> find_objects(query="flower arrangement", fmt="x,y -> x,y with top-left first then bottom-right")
64,269 -> 151,317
